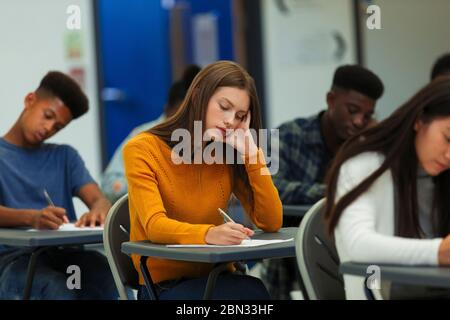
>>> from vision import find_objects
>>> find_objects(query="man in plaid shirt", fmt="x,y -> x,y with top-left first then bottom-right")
261,65 -> 384,299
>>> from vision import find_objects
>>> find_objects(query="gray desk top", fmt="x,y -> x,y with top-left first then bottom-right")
283,205 -> 311,217
0,228 -> 103,247
340,262 -> 450,288
122,227 -> 297,263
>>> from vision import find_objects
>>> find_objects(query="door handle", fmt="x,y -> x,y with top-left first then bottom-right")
101,88 -> 127,102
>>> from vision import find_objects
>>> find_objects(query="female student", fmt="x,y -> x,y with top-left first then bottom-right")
123,61 -> 282,300
324,76 -> 450,299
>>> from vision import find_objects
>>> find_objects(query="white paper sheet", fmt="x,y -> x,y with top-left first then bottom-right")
166,238 -> 294,248
26,223 -> 103,232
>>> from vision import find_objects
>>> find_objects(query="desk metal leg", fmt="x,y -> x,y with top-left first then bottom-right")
203,263 -> 229,300
23,247 -> 49,300
138,258 -> 245,300
139,256 -> 158,300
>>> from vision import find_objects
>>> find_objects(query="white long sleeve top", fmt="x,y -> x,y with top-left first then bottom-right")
334,152 -> 442,299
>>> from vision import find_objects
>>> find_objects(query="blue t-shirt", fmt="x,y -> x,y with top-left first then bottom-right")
0,138 -> 95,252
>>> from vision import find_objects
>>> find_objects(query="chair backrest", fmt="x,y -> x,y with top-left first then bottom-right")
295,198 -> 345,300
103,194 -> 139,300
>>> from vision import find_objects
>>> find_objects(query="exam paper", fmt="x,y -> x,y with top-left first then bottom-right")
27,223 -> 103,232
166,238 -> 294,248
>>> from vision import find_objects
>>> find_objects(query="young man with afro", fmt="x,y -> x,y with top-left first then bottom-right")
0,71 -> 117,299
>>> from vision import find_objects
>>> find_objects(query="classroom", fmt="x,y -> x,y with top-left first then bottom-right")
1,0 -> 450,303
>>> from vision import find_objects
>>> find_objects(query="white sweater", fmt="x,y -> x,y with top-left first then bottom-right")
334,152 -> 442,299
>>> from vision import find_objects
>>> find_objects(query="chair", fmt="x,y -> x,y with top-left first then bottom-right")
295,198 -> 345,300
103,194 -> 139,300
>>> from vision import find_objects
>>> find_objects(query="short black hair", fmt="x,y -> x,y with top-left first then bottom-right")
332,65 -> 384,100
431,53 -> 450,80
167,64 -> 201,109
36,71 -> 88,119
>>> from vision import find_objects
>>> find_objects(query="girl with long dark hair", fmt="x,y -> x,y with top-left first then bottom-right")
325,76 -> 450,299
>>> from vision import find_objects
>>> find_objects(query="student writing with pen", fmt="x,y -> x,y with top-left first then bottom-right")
218,208 -> 252,240
124,61 -> 282,300
41,188 -> 69,227
0,72 -> 117,299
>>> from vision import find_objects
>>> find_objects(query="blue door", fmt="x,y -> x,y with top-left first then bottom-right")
97,0 -> 235,164
97,0 -> 172,162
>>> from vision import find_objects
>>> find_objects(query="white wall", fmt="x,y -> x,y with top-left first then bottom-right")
363,0 -> 450,119
0,0 -> 101,215
262,0 -> 357,128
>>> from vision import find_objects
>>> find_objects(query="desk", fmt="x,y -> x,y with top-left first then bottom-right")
0,228 -> 103,299
122,227 -> 297,299
283,205 -> 311,218
340,262 -> 450,288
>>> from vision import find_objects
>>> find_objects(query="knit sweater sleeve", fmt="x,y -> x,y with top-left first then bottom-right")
234,149 -> 283,232
123,136 -> 214,245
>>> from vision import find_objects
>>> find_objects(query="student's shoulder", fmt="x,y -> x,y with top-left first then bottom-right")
129,116 -> 165,137
346,151 -> 385,166
38,143 -> 86,166
43,143 -> 79,156
341,151 -> 385,178
278,114 -> 319,134
124,132 -> 167,154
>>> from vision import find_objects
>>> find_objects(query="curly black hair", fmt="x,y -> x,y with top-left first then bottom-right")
36,71 -> 88,119
332,65 -> 384,100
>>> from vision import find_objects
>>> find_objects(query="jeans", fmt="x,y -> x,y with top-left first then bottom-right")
0,247 -> 118,300
138,273 -> 270,300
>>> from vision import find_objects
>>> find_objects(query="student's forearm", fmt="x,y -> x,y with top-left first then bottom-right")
238,149 -> 283,232
0,206 -> 35,227
89,196 -> 111,214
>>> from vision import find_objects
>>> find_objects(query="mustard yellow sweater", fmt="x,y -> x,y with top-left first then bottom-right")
123,132 -> 282,285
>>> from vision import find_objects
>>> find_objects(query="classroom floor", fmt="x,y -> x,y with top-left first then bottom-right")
92,242 -> 304,300
247,262 -> 304,300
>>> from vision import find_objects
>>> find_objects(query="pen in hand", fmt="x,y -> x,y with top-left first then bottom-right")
44,189 -> 69,224
218,208 -> 252,240
43,189 -> 55,207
